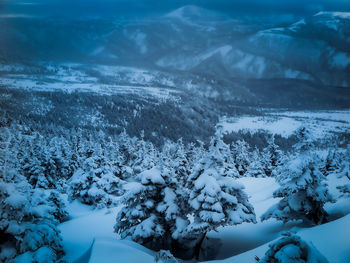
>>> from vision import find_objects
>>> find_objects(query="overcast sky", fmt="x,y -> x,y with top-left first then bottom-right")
1,0 -> 350,18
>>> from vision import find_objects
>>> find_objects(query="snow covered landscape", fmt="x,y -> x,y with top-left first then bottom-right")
218,110 -> 350,139
1,1 -> 350,263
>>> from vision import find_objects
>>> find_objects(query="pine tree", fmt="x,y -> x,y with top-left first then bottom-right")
231,140 -> 251,176
186,136 -> 255,259
337,145 -> 350,195
262,135 -> 283,177
0,170 -> 65,262
157,153 -> 191,252
321,147 -> 343,177
20,134 -> 51,189
115,166 -> 168,248
133,131 -> 157,174
117,131 -> 138,179
161,139 -> 191,187
69,143 -> 124,208
115,153 -> 190,255
262,127 -> 333,225
246,148 -> 265,177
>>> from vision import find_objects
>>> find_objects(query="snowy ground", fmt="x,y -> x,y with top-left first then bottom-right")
218,110 -> 350,139
59,174 -> 350,263
0,63 -> 180,102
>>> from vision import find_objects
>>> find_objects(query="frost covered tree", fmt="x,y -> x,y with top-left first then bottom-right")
69,143 -> 124,208
19,134 -> 70,190
116,131 -> 140,179
186,136 -> 255,259
246,148 -> 265,177
20,134 -> 52,189
262,135 -> 283,177
321,146 -> 343,177
161,139 -> 192,187
258,233 -> 329,263
262,128 -> 333,225
337,145 -> 350,195
115,166 -> 171,248
0,170 -> 65,262
231,140 -> 251,176
116,153 -> 193,253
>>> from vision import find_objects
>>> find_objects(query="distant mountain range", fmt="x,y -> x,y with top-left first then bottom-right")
1,6 -> 349,87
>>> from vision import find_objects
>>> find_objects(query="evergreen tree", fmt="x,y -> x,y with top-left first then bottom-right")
246,148 -> 265,177
115,166 -> 169,248
115,157 -> 190,255
69,143 -> 124,208
231,140 -> 251,176
321,146 -> 343,177
20,134 -> 52,189
262,135 -> 283,177
337,145 -> 350,195
262,128 -> 333,225
186,136 -> 255,259
132,131 -> 157,174
117,131 -> 138,179
0,170 -> 65,262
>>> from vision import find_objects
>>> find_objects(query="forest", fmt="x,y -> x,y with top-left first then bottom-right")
0,115 -> 349,262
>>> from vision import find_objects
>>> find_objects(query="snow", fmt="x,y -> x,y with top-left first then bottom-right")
139,167 -> 165,185
219,116 -> 301,138
284,69 -> 312,80
218,110 -> 350,139
206,214 -> 350,263
0,64 -> 179,102
59,204 -> 121,262
206,177 -> 287,259
298,215 -> 350,263
164,5 -> 226,22
232,51 -> 266,77
325,173 -> 350,217
289,19 -> 306,32
130,31 -> 148,54
65,200 -> 94,219
237,177 -> 280,219
314,11 -> 350,20
89,239 -> 155,263
58,172 -> 350,263
0,13 -> 34,18
90,46 -> 105,56
332,52 -> 350,68
156,45 -> 232,70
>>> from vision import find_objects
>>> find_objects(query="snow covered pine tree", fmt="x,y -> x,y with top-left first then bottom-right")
0,170 -> 65,262
262,127 -> 333,225
69,143 -> 124,208
114,168 -> 166,247
186,136 -> 255,259
262,135 -> 283,177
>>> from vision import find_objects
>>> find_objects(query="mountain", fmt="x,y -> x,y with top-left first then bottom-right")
164,5 -> 229,22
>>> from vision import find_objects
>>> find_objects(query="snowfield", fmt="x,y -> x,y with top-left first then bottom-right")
218,110 -> 350,139
0,64 -> 180,102
207,214 -> 350,263
59,174 -> 350,263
